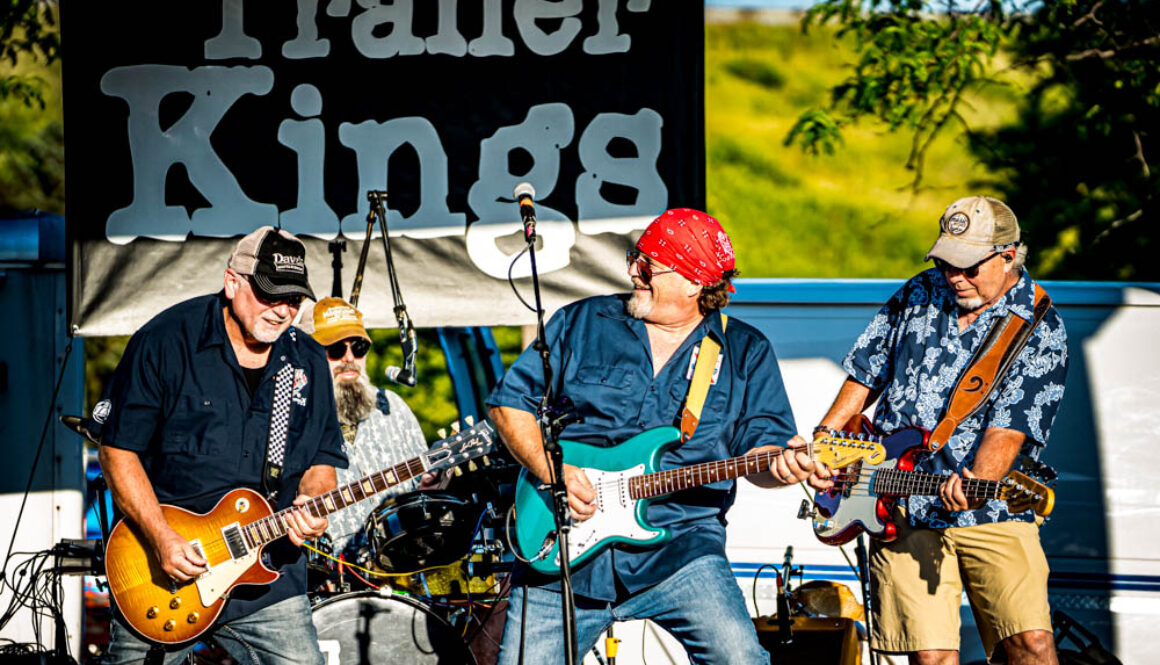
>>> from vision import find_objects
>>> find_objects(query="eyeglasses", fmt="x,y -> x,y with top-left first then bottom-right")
325,338 -> 372,361
244,277 -> 304,308
626,250 -> 677,284
933,252 -> 1001,279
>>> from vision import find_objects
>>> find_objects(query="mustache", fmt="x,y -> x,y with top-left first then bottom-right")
332,362 -> 362,378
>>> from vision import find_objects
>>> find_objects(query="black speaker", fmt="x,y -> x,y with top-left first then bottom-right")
753,617 -> 860,665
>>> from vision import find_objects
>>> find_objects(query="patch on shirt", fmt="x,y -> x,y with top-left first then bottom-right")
685,345 -> 723,384
292,368 -> 309,406
92,399 -> 111,424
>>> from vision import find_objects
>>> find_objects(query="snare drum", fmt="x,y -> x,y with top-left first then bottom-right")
365,491 -> 484,574
311,591 -> 475,665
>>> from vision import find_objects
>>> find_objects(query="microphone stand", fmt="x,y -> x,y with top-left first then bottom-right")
521,203 -> 579,665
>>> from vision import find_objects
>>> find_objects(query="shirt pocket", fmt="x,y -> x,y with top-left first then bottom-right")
572,365 -> 638,425
161,394 -> 231,457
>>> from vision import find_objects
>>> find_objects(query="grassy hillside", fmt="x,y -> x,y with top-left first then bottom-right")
705,17 -> 1023,278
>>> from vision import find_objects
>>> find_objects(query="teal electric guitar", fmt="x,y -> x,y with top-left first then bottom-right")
512,426 -> 886,576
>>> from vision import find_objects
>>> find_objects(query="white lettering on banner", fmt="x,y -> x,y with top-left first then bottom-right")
466,103 -> 576,278
514,0 -> 583,56
283,0 -> 331,59
278,84 -> 340,234
337,116 -> 467,239
351,0 -> 425,58
100,65 -> 277,243
205,0 -> 648,61
205,0 -> 261,60
576,109 -> 666,234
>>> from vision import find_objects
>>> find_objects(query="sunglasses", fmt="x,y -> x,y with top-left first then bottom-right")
244,277 -> 305,308
325,338 -> 372,361
933,252 -> 1001,279
626,249 -> 677,285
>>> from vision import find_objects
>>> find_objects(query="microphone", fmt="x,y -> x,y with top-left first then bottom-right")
513,182 -> 537,241
385,309 -> 418,387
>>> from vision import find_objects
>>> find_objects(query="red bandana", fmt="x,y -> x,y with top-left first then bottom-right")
636,208 -> 736,290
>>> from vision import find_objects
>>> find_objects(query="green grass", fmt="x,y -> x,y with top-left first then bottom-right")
705,18 -> 1021,278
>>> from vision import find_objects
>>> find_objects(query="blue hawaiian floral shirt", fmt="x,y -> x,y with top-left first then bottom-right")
843,269 -> 1068,528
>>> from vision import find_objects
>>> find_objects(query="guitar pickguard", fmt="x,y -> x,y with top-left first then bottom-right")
195,548 -> 260,607
813,457 -> 900,541
554,464 -> 662,567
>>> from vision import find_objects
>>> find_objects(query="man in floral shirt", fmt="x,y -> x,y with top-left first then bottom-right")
816,196 -> 1068,665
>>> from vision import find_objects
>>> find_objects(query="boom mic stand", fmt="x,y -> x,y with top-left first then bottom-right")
517,187 -> 580,665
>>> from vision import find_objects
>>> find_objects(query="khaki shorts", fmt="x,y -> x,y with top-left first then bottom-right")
869,511 -> 1052,658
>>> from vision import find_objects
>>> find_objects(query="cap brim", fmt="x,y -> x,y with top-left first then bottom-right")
250,273 -> 316,302
311,324 -> 372,347
924,235 -> 995,269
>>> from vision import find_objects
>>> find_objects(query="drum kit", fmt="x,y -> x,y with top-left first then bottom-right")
306,452 -> 518,665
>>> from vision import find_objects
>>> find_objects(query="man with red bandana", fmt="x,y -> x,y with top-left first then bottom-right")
488,209 -> 833,664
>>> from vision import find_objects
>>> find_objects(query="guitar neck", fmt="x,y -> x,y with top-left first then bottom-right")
629,447 -> 790,500
243,457 -> 426,548
872,468 -> 1002,500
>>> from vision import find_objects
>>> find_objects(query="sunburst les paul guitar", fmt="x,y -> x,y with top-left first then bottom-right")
512,425 -> 888,576
811,418 -> 1056,545
104,420 -> 496,645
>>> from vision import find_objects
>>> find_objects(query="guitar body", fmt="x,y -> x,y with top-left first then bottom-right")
105,488 -> 278,644
513,427 -> 681,576
812,426 -> 930,546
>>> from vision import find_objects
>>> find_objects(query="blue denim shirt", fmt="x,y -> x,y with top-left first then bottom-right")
94,293 -> 347,621
843,269 -> 1068,528
488,295 -> 797,601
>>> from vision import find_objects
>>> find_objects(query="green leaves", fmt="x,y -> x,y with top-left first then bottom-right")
785,108 -> 845,155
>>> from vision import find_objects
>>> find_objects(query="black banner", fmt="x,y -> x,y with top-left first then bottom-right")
63,0 -> 705,335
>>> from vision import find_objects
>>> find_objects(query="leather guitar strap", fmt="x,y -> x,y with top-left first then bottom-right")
927,283 -> 1051,452
680,314 -> 728,443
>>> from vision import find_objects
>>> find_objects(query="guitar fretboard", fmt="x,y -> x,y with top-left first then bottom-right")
628,446 -> 799,499
240,457 -> 428,549
870,468 -> 1002,500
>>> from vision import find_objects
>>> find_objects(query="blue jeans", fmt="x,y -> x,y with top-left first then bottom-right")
103,595 -> 323,665
497,554 -> 768,665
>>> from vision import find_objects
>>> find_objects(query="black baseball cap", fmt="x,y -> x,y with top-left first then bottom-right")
227,226 -> 316,302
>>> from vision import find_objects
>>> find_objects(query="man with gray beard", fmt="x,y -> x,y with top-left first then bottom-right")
815,196 -> 1068,665
305,297 -> 428,567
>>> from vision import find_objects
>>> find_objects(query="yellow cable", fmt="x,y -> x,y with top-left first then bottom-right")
302,541 -> 453,579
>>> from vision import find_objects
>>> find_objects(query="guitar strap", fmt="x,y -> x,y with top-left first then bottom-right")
927,283 -> 1052,452
262,362 -> 295,501
680,314 -> 728,443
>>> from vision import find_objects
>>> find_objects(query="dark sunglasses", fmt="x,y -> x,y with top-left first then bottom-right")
625,249 -> 677,284
933,252 -> 1001,279
325,338 -> 372,361
245,277 -> 304,308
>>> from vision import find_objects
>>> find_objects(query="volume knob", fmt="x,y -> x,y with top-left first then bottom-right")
146,607 -> 159,619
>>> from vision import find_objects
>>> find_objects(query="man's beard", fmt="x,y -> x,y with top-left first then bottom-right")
955,295 -> 984,311
626,284 -> 654,320
334,365 -> 376,426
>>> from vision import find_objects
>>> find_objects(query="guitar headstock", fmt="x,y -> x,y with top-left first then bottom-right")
999,470 -> 1055,517
423,417 -> 498,474
812,431 -> 887,469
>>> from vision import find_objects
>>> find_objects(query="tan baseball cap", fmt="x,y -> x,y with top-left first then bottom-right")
925,196 -> 1021,268
228,226 -> 316,301
310,298 -> 372,347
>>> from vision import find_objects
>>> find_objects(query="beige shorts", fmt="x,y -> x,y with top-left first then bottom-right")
869,511 -> 1052,658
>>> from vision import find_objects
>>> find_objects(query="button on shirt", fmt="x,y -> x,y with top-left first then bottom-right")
94,293 -> 347,621
843,269 -> 1068,528
487,295 -> 797,601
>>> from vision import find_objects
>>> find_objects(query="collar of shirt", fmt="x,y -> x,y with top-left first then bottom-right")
595,294 -> 728,348
197,291 -> 304,372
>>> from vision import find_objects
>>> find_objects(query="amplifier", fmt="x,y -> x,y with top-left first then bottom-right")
752,616 -> 861,665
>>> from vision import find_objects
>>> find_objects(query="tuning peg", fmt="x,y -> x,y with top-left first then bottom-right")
438,428 -> 448,439
464,415 -> 474,427
468,461 -> 478,472
451,421 -> 461,434
453,466 -> 464,476
481,456 -> 491,466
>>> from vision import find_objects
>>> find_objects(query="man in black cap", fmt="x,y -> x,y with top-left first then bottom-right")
94,226 -> 346,665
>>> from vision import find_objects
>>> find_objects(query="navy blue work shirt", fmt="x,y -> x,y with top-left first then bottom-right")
487,295 -> 797,601
93,292 -> 347,622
